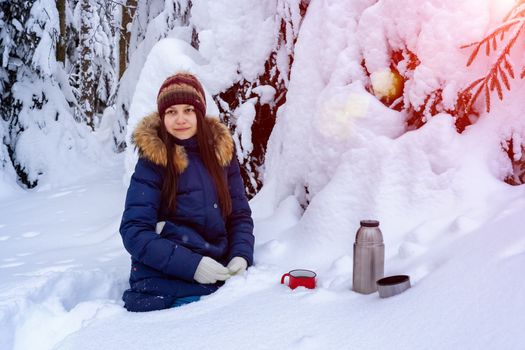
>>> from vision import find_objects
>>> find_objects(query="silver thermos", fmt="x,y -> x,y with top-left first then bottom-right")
352,220 -> 385,294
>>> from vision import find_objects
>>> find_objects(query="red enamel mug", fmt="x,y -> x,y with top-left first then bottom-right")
280,269 -> 317,289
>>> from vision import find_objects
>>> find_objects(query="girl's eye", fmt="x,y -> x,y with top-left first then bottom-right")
185,108 -> 194,113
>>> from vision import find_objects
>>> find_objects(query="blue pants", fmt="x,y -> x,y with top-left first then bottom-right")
172,295 -> 200,307
123,289 -> 202,312
123,277 -> 217,312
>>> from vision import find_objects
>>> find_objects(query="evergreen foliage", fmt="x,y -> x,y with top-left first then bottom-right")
0,1 -> 49,186
456,0 -> 525,126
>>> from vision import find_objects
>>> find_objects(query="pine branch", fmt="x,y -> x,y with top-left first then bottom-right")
458,3 -> 525,117
497,65 -> 510,90
462,79 -> 484,115
463,18 -> 524,65
503,55 -> 515,78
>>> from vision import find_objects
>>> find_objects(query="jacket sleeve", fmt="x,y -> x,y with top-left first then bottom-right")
119,158 -> 203,282
225,156 -> 255,266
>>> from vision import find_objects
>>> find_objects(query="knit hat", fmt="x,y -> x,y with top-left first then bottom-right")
157,72 -> 207,118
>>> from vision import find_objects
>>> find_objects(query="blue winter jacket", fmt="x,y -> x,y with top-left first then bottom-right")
119,113 -> 254,312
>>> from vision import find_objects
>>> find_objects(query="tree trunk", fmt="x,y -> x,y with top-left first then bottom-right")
119,0 -> 137,79
79,0 -> 96,129
56,0 -> 66,63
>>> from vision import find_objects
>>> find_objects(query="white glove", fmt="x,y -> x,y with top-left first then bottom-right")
194,256 -> 231,284
227,257 -> 248,275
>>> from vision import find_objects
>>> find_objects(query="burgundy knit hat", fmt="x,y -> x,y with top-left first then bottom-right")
157,72 -> 206,118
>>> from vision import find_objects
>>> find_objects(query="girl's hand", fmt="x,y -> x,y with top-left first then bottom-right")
227,257 -> 248,275
194,256 -> 230,284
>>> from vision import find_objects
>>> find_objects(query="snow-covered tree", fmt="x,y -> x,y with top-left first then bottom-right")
119,0 -> 137,79
0,0 -> 51,186
56,0 -> 66,63
354,0 -> 525,187
217,0 -> 309,197
457,0 -> 525,184
0,0 -> 118,188
68,0 -> 120,130
77,0 -> 97,129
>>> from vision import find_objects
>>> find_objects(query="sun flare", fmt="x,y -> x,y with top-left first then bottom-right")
316,92 -> 370,140
490,0 -> 519,19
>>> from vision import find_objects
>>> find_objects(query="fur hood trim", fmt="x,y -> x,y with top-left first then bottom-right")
132,112 -> 234,173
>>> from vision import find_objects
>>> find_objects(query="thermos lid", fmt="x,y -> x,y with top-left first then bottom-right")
360,220 -> 380,227
376,275 -> 411,298
356,219 -> 383,244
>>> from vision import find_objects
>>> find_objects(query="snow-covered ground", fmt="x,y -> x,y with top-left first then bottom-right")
1,154 -> 524,350
0,162 -> 127,350
2,0 -> 525,349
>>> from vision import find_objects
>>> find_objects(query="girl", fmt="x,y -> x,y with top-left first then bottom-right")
120,72 -> 254,312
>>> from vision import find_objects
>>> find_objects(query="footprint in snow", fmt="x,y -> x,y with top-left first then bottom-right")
48,191 -> 73,199
21,231 -> 41,238
0,262 -> 25,268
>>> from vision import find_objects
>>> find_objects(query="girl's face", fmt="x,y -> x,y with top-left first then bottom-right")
163,104 -> 198,140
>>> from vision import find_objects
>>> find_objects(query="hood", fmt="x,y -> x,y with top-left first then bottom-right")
132,112 -> 234,173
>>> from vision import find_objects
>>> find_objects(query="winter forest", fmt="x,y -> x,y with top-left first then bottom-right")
1,0 -> 297,194
1,0 -> 525,349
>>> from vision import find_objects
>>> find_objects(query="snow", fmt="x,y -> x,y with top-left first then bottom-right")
1,172 -> 524,349
2,0 -> 525,349
251,85 -> 276,105
10,75 -> 117,188
28,0 -> 59,76
233,97 -> 257,158
191,0 -> 278,89
0,163 -> 127,350
0,128 -> 20,200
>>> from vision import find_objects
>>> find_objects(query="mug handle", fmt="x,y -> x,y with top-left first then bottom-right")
280,273 -> 290,285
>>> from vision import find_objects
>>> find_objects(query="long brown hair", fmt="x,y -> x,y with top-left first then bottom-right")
159,110 -> 232,218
